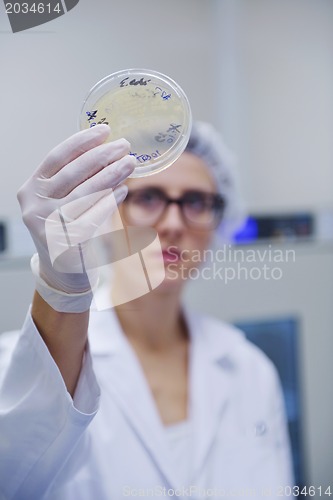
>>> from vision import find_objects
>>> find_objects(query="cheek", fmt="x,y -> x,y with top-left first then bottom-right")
190,230 -> 213,253
181,231 -> 214,267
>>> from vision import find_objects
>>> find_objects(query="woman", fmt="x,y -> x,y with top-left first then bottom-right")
0,123 -> 293,499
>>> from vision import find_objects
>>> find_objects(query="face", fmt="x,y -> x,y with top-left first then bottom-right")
115,152 -> 219,293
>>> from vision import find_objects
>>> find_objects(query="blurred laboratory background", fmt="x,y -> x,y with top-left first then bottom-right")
0,0 -> 332,492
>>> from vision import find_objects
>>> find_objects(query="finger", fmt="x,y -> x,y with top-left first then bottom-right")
74,184 -> 128,231
58,185 -> 128,248
44,186 -> 127,270
37,124 -> 111,179
64,155 -> 136,202
47,138 -> 132,199
59,184 -> 127,225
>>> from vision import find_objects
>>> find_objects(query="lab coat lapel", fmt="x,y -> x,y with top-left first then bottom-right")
89,308 -> 183,491
89,302 -> 241,491
187,312 -> 236,480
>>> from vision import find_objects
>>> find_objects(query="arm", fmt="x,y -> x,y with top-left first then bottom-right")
31,291 -> 89,396
0,311 -> 100,500
0,126 -> 135,499
16,124 -> 135,394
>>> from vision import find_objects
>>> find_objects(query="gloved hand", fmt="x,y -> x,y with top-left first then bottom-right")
17,124 -> 136,312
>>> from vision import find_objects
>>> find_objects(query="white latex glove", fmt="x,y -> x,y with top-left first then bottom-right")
17,124 -> 136,312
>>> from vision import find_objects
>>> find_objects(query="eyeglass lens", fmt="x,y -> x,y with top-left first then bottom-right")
124,188 -> 224,228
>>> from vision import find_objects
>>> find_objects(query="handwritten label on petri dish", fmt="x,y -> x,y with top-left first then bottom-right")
80,71 -> 191,176
84,86 -> 184,161
129,150 -> 161,163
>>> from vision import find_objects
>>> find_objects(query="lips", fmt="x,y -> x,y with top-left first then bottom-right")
162,248 -> 180,263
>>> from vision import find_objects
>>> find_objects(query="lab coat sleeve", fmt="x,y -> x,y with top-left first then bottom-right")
0,310 -> 101,500
269,363 -> 295,489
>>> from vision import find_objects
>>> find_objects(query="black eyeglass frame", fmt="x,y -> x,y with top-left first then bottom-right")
123,188 -> 226,230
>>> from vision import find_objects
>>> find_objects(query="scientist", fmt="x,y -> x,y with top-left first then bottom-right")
0,122 -> 294,499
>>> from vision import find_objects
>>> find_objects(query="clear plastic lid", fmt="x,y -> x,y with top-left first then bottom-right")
79,69 -> 192,177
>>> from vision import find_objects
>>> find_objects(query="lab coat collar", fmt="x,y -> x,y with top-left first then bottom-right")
88,290 -> 244,493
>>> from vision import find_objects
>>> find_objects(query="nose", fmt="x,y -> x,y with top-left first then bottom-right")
155,201 -> 186,234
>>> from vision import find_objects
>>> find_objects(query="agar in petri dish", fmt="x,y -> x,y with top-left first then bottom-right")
79,69 -> 192,178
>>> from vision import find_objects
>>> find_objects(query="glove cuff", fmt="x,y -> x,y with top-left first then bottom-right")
31,254 -> 94,313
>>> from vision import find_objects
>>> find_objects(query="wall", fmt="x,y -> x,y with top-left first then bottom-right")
215,0 -> 333,213
0,0 -> 218,217
1,0 -> 333,215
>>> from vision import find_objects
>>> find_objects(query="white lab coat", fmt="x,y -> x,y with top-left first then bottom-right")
0,305 -> 294,500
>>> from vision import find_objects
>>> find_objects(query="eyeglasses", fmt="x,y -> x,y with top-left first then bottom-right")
123,188 -> 225,229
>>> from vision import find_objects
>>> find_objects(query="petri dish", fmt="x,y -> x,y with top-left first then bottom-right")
79,69 -> 192,177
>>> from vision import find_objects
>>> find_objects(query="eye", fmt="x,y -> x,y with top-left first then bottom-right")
131,189 -> 164,208
183,192 -> 208,212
